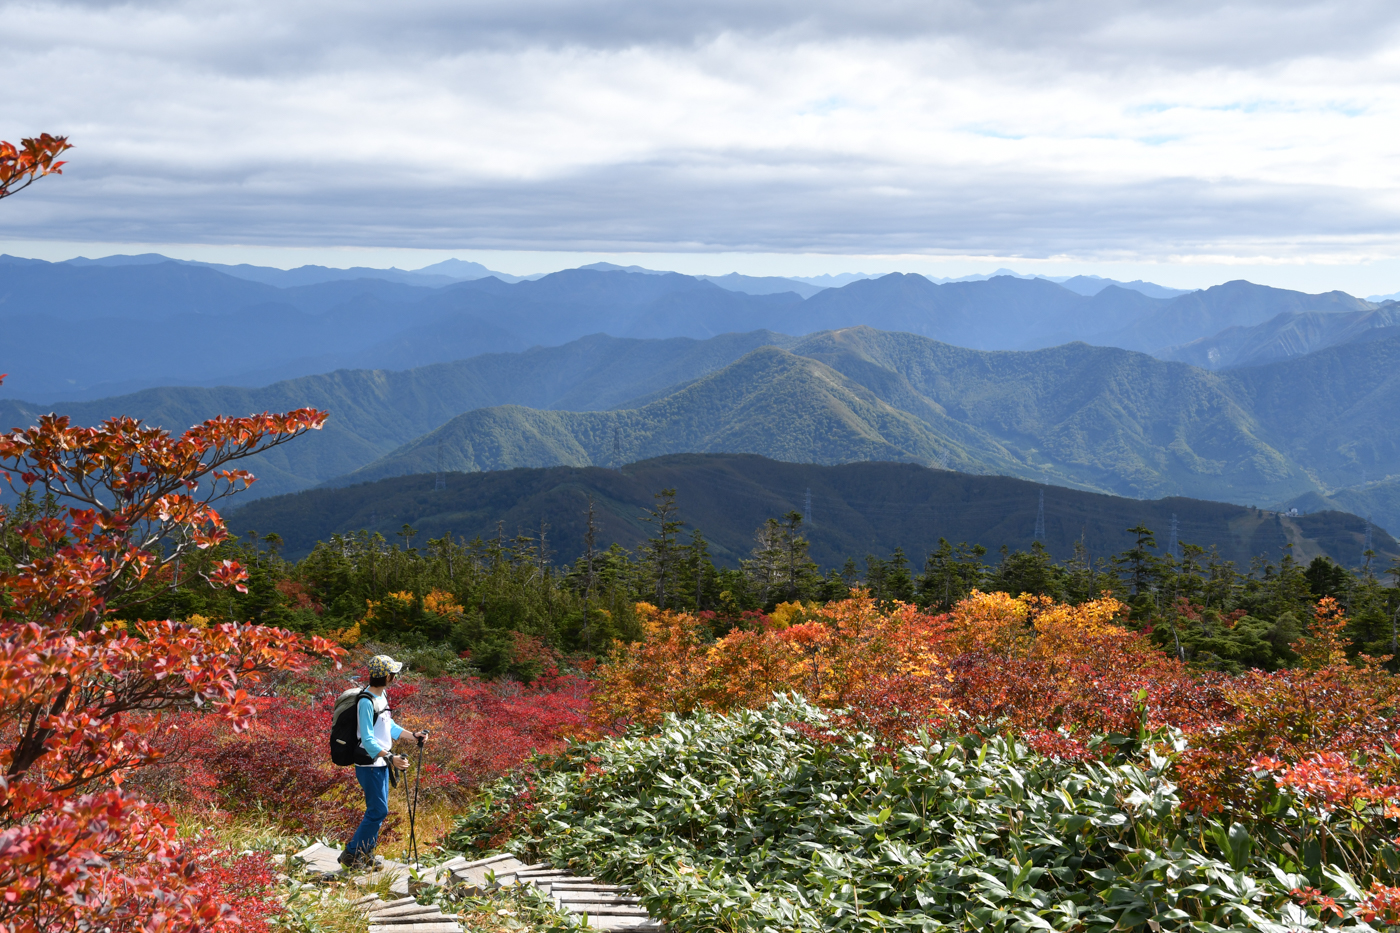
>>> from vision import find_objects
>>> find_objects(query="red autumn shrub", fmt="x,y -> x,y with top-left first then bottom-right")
0,394 -> 338,933
137,663 -> 596,835
186,845 -> 286,933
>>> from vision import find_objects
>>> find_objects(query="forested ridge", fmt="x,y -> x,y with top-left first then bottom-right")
30,470 -> 1385,677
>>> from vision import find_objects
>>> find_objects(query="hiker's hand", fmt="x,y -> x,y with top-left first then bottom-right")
413,730 -> 429,743
390,754 -> 409,771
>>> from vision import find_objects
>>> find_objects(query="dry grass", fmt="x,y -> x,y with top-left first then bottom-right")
379,786 -> 462,858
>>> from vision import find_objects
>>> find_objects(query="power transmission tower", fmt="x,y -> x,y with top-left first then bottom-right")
434,441 -> 445,491
1033,489 -> 1045,541
1166,513 -> 1179,560
804,487 -> 813,527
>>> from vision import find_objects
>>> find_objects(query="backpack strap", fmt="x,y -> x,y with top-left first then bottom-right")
356,688 -> 381,726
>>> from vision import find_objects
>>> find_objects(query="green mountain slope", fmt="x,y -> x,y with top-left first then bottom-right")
335,348 -> 992,483
0,331 -> 792,497
790,327 -> 1308,504
1159,306 -> 1400,370
1214,335 -> 1400,511
337,326 -> 1400,534
230,454 -> 1397,570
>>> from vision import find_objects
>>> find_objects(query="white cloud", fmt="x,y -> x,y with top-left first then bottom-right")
3,0 -> 1400,267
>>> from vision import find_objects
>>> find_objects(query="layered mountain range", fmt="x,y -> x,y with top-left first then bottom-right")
5,322 -> 1399,538
6,256 -> 1400,555
3,256 -> 1392,401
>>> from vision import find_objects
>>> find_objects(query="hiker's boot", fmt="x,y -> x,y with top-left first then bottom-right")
337,850 -> 383,870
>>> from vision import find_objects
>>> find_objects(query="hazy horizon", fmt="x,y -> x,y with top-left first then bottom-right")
6,242 -> 1400,298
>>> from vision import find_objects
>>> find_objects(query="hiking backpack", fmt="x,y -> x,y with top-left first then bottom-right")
330,687 -> 381,766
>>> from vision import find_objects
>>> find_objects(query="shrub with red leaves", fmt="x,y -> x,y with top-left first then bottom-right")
0,391 -> 338,933
186,844 -> 286,933
136,662 -> 596,836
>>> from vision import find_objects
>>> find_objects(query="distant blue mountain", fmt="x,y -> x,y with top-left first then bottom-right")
921,268 -> 1193,300
695,273 -> 825,299
410,258 -> 531,282
58,252 -> 524,287
0,256 -> 1377,403
787,272 -> 879,287
1048,275 -> 1194,300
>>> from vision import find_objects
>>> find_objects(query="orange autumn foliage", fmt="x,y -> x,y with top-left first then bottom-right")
598,590 -> 1400,818
592,591 -> 949,728
0,134 -> 70,200
593,590 -> 1173,741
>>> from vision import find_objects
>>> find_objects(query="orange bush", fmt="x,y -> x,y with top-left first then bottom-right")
593,592 -> 949,728
594,590 -> 1229,746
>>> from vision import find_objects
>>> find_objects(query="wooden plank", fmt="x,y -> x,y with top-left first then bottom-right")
454,853 -> 521,871
366,905 -> 442,919
579,918 -> 662,931
293,842 -> 344,875
366,897 -> 419,913
563,905 -> 651,916
451,861 -> 526,887
367,925 -> 461,933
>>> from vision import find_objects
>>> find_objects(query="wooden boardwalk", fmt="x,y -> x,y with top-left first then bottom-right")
294,844 -> 662,931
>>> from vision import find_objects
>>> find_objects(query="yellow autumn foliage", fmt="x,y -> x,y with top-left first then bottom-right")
594,590 -> 1135,729
423,589 -> 464,616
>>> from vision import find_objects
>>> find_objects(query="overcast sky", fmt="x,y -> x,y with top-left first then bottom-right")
4,0 -> 1400,292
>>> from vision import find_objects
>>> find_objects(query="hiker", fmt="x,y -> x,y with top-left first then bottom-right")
338,654 -> 428,869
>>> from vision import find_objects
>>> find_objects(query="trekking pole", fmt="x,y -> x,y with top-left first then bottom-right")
402,755 -> 417,868
408,734 -> 420,862
404,733 -> 425,868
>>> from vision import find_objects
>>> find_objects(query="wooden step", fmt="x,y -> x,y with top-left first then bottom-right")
451,855 -> 526,890
367,924 -> 461,933
365,897 -> 419,914
365,909 -> 445,923
293,842 -> 345,875
366,913 -> 457,926
578,918 -> 663,931
454,853 -> 521,871
569,905 -> 652,916
368,904 -> 441,919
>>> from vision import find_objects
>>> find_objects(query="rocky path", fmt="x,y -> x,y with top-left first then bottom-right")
293,844 -> 662,931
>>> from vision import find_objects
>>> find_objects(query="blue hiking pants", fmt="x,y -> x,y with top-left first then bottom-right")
346,765 -> 390,859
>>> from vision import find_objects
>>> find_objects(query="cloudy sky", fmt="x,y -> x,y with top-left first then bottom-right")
4,0 -> 1400,291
